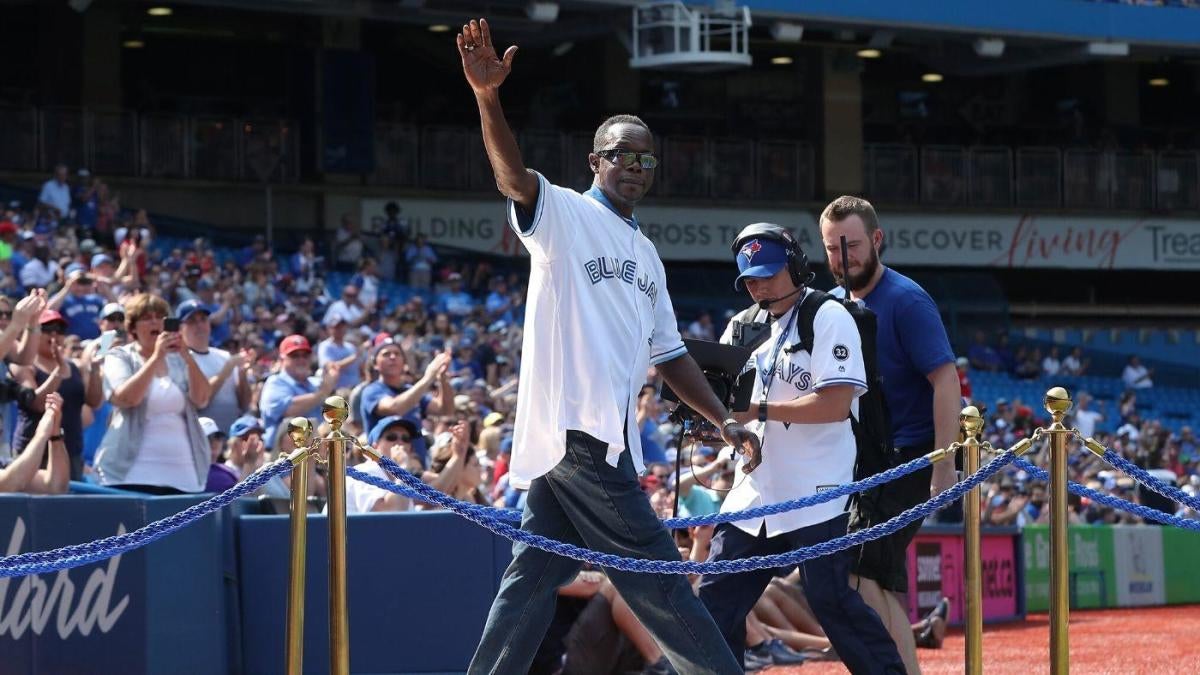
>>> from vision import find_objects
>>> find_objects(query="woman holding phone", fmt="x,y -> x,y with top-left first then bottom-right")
93,293 -> 213,494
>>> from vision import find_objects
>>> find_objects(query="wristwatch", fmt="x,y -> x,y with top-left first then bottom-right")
757,399 -> 769,423
721,417 -> 740,430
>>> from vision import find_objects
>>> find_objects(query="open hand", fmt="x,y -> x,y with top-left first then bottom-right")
457,18 -> 517,94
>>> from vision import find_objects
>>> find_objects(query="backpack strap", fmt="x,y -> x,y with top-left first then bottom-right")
796,289 -> 836,355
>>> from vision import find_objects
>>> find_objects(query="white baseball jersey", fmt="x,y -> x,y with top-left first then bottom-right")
506,171 -> 686,489
720,289 -> 868,536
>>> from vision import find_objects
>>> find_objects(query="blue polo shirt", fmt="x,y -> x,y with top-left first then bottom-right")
359,379 -> 430,464
61,293 -> 106,340
858,267 -> 954,448
260,371 -> 323,449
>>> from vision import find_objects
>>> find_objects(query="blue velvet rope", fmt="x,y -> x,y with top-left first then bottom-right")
346,451 -> 934,529
359,449 -> 1017,574
0,461 -> 291,578
1013,458 -> 1200,531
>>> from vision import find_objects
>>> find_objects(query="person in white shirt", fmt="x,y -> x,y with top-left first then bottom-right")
1122,355 -> 1153,389
1061,346 -> 1087,376
698,224 -> 904,673
1072,392 -> 1104,440
37,165 -> 71,220
457,18 -> 756,675
322,285 -> 367,328
19,244 -> 60,289
342,416 -> 423,513
1041,346 -> 1062,378
178,299 -> 251,434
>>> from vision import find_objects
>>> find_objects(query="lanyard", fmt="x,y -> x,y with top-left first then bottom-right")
757,298 -> 802,403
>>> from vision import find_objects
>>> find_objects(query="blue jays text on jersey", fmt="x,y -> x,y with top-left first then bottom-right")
583,257 -> 659,307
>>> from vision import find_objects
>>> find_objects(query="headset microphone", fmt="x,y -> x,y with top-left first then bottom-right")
756,286 -> 803,311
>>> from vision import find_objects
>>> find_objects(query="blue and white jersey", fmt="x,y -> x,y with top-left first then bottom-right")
505,171 -> 685,489
721,289 -> 867,536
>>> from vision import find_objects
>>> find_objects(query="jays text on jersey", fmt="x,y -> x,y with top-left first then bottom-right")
721,289 -> 868,537
506,172 -> 686,489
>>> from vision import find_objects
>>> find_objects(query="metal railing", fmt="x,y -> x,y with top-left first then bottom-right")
6,102 -> 1198,212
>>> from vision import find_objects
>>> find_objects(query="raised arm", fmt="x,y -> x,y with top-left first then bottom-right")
458,18 -> 538,212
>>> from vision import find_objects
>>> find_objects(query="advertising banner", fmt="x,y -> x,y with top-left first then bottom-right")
906,528 -> 1021,625
361,197 -> 1200,270
0,495 -> 226,675
1023,525 -> 1116,612
1112,525 -> 1165,606
1161,527 -> 1200,604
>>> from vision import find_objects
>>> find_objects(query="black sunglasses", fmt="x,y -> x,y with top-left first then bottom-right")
597,149 -> 658,170
42,323 -> 67,335
383,432 -> 412,443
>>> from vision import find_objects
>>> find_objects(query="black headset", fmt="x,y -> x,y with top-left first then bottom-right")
731,222 -> 814,288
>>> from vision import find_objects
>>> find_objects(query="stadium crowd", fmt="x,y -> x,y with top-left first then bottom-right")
1,163 -> 1197,672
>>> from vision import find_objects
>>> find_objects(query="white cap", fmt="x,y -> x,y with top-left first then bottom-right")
199,417 -> 221,437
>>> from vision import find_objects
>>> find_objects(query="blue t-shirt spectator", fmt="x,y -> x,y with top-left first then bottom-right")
485,290 -> 510,317
74,186 -> 98,229
259,371 -> 323,449
317,337 -> 360,390
858,267 -> 955,448
436,290 -> 475,317
61,293 -> 106,340
359,380 -> 429,463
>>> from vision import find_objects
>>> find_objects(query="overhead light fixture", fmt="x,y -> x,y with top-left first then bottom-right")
1149,77 -> 1169,87
770,22 -> 804,43
922,72 -> 943,83
1086,41 -> 1129,57
857,49 -> 881,59
771,56 -> 793,65
428,24 -> 450,33
973,37 -> 1005,58
146,6 -> 172,16
123,39 -> 145,48
526,1 -> 559,23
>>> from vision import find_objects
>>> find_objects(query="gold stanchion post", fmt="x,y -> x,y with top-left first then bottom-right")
960,405 -> 985,675
323,396 -> 351,675
284,417 -> 314,675
1045,386 -> 1073,675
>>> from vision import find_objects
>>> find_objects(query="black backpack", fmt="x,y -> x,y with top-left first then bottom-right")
730,290 -> 897,480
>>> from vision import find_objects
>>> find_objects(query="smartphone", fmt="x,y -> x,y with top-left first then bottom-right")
97,330 -> 116,357
164,318 -> 180,332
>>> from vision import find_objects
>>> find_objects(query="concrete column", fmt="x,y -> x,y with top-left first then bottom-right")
821,47 -> 864,197
604,40 -> 640,113
1103,62 -> 1139,127
81,6 -> 122,107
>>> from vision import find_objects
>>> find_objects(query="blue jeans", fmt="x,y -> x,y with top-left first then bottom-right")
468,430 -> 741,675
698,514 -> 906,674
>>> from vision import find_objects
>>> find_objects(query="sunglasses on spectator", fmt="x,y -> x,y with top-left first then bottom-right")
0,311 -> 10,320
104,313 -> 124,321
383,433 -> 412,443
597,149 -> 658,170
42,323 -> 67,335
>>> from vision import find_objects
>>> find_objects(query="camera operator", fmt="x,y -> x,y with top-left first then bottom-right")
697,224 -> 904,673
9,309 -> 103,480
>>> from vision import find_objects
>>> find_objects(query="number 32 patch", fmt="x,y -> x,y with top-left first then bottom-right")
833,344 -> 850,361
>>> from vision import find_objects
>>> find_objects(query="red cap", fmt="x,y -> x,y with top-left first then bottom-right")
279,334 -> 312,356
39,309 -> 66,326
372,332 -> 393,348
0,221 -> 16,236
